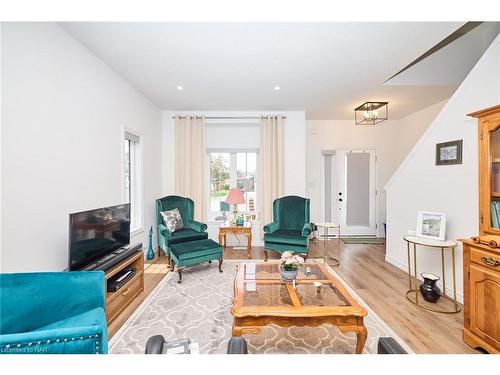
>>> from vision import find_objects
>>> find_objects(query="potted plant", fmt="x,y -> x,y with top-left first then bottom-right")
280,251 -> 304,283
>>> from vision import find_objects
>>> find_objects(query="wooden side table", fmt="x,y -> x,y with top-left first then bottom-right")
403,235 -> 460,314
218,225 -> 252,259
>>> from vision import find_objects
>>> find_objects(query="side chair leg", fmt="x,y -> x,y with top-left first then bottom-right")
219,259 -> 223,273
264,250 -> 268,261
177,267 -> 183,284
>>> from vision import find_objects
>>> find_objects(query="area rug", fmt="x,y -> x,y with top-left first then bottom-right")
341,237 -> 386,245
109,260 -> 413,354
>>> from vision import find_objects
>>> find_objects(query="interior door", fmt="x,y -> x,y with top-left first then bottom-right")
322,149 -> 377,236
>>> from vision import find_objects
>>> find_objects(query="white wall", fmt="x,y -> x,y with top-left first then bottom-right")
385,35 -> 500,302
1,23 -> 162,272
161,110 -> 306,245
306,100 -> 446,236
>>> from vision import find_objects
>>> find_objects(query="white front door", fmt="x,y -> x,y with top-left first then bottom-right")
322,149 -> 377,236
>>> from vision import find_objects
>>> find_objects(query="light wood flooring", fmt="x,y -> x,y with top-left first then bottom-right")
109,240 -> 478,354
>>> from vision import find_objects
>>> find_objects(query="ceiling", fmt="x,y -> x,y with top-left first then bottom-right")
60,22 -> 497,120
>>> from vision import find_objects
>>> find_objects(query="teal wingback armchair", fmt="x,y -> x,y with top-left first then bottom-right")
263,196 -> 311,259
0,271 -> 107,354
156,195 -> 208,260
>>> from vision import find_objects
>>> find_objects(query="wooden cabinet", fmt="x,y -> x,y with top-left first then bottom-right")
461,104 -> 500,353
462,241 -> 500,353
469,104 -> 500,235
105,251 -> 144,326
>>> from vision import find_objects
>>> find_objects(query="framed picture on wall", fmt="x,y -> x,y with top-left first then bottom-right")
416,211 -> 447,241
435,139 -> 463,165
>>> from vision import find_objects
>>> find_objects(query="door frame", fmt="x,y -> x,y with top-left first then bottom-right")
320,148 -> 379,236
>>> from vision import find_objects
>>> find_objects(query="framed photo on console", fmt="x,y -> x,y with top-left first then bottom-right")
435,139 -> 463,165
416,211 -> 447,241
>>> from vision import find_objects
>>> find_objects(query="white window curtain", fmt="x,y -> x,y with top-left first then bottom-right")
174,115 -> 206,221
258,115 -> 284,236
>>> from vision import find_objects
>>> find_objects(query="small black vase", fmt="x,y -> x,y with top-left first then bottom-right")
419,273 -> 441,303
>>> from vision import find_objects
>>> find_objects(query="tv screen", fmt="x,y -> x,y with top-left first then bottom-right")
69,204 -> 130,271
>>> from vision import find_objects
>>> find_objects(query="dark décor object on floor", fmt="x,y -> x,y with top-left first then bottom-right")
419,273 -> 441,303
169,239 -> 223,283
146,226 -> 155,260
145,335 -> 192,354
377,337 -> 408,354
435,139 -> 463,166
263,195 -> 311,259
144,335 -> 248,354
156,195 -> 208,265
0,271 -> 108,354
227,337 -> 248,354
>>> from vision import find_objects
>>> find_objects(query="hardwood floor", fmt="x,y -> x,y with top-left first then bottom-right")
109,241 -> 478,354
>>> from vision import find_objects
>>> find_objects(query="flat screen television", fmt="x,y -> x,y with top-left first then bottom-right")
69,204 -> 130,271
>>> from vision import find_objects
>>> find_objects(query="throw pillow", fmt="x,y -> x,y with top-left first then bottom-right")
161,208 -> 184,232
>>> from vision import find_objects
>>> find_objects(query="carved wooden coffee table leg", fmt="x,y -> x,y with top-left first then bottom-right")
232,322 -> 262,337
355,325 -> 367,354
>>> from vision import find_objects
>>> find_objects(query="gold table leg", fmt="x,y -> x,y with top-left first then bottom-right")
452,247 -> 457,304
441,247 -> 446,297
414,243 -> 418,304
407,240 -> 412,290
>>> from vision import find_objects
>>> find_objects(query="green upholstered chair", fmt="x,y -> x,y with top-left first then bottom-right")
156,195 -> 208,262
263,195 -> 311,259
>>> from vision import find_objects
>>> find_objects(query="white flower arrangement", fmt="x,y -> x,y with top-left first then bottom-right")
280,251 -> 304,271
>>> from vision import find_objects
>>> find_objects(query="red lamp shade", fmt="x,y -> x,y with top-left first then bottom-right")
225,188 -> 245,204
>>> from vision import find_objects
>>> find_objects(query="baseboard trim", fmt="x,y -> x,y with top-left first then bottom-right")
384,254 -> 464,304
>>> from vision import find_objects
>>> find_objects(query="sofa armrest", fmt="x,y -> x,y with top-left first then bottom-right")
158,223 -> 171,238
0,325 -> 107,354
0,272 -> 105,334
302,223 -> 312,237
186,220 -> 208,232
263,221 -> 280,234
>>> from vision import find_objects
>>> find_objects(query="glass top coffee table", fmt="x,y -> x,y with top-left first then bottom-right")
230,261 -> 368,354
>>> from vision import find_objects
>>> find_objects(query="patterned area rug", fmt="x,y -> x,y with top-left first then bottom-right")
109,260 -> 412,354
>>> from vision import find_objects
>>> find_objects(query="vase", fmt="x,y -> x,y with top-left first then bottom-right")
146,226 -> 155,261
419,273 -> 441,303
280,267 -> 298,283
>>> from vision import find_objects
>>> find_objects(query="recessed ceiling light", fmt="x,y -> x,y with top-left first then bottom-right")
176,85 -> 183,91
274,86 -> 281,91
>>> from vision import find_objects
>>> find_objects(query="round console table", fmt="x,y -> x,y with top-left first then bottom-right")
404,235 -> 460,314
315,222 -> 341,267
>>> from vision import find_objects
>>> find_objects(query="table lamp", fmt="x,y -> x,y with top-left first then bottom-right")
225,188 -> 245,225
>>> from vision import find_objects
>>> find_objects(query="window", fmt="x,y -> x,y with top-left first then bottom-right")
208,151 -> 258,219
124,131 -> 142,232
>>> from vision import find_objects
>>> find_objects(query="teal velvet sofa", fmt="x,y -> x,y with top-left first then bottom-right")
0,271 -> 107,354
156,195 -> 208,264
263,195 -> 312,259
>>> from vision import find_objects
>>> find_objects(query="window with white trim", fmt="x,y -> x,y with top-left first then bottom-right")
124,131 -> 142,232
207,150 -> 258,220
